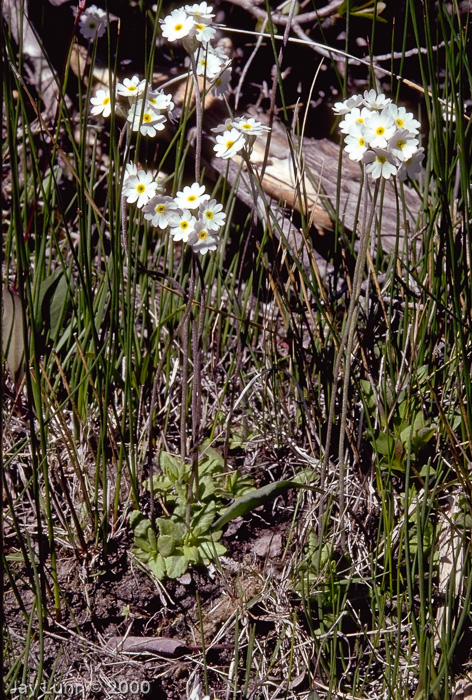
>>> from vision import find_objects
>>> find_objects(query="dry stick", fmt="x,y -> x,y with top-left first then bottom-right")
319,178 -> 380,548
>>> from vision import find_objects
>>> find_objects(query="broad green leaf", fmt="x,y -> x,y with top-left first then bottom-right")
165,554 -> 189,579
134,537 -> 153,554
157,534 -> 175,557
183,545 -> 199,563
156,517 -> 183,541
192,502 -> 216,537
49,271 -> 69,341
2,286 -> 25,387
148,554 -> 166,580
159,451 -> 185,482
198,540 -> 227,561
212,479 -> 315,531
130,511 -> 151,538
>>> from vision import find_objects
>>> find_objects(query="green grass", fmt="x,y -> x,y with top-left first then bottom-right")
2,0 -> 472,698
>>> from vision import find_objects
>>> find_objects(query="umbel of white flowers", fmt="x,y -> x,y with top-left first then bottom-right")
334,89 -> 424,181
122,164 -> 225,255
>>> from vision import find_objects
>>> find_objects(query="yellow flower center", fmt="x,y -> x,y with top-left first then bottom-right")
137,184 -> 146,193
376,126 -> 385,136
156,205 -> 166,213
397,141 -> 405,149
242,124 -> 252,130
377,156 -> 386,164
175,23 -> 183,31
103,97 -> 110,105
181,221 -> 189,230
356,117 -> 364,124
396,118 -> 404,127
198,230 -> 208,240
143,113 -> 152,123
359,138 -> 365,146
205,211 -> 214,220
128,86 -> 137,92
187,195 -> 196,202
225,140 -> 234,148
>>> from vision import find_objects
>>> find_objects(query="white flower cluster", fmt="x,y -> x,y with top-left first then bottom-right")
90,75 -> 174,137
122,165 -> 225,255
76,4 -> 107,40
334,89 -> 424,181
160,3 -> 232,99
212,116 -> 271,159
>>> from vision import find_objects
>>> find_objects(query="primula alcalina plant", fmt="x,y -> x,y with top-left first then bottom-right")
334,89 -> 424,181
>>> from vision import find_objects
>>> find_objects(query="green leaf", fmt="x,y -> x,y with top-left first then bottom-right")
212,479 -> 313,531
134,536 -> 153,554
130,511 -> 151,538
49,271 -> 69,341
156,517 -> 183,541
148,553 -> 166,580
165,554 -> 189,579
192,502 -> 216,536
157,534 -> 176,557
183,545 -> 199,563
198,540 -> 227,562
198,475 -> 216,500
2,286 -> 24,387
159,451 -> 186,483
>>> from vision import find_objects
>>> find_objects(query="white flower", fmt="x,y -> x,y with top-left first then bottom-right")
211,118 -> 234,134
127,100 -> 166,137
363,148 -> 398,179
198,199 -> 226,231
333,94 -> 363,115
143,195 -> 178,228
90,88 -> 112,117
169,209 -> 196,242
385,104 -> 420,135
116,76 -> 146,99
362,89 -> 392,111
344,125 -> 368,162
123,170 -> 158,208
125,162 -> 138,179
210,67 -> 232,98
388,128 -> 419,161
362,111 -> 396,148
185,2 -> 215,22
145,88 -> 174,115
338,107 -> 371,135
397,147 -> 424,181
194,46 -> 226,79
213,128 -> 245,158
174,183 -> 210,210
233,116 -> 270,136
194,22 -> 216,42
78,5 -> 107,39
160,8 -> 195,42
187,222 -> 220,254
